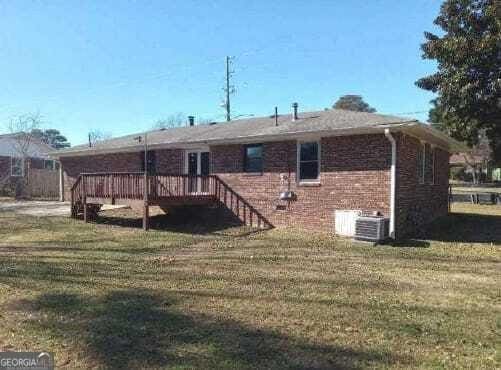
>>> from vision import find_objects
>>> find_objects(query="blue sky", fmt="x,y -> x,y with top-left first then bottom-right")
0,0 -> 442,146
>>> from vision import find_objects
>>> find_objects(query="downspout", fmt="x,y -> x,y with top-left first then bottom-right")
59,162 -> 64,202
384,129 -> 396,239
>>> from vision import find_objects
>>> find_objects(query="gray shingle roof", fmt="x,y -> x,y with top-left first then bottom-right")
56,109 -> 416,155
0,133 -> 54,159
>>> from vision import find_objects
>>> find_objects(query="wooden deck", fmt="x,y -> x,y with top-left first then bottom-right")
70,172 -> 272,230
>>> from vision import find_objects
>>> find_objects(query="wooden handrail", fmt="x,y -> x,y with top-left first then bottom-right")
70,175 -> 82,192
80,171 -> 144,176
211,176 -> 272,229
70,172 -> 273,229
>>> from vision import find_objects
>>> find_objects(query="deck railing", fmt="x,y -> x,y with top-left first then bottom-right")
71,172 -> 217,201
70,172 -> 272,229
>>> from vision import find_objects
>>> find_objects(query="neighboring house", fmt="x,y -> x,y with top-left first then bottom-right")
449,153 -> 488,182
52,106 -> 464,238
449,130 -> 499,183
0,133 -> 59,196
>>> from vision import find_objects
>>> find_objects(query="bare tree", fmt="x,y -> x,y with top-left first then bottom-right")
4,113 -> 43,197
88,130 -> 112,147
8,113 -> 42,158
153,112 -> 186,129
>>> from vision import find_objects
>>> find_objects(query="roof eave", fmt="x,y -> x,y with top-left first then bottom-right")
393,121 -> 469,153
50,125 -> 395,158
51,120 -> 467,159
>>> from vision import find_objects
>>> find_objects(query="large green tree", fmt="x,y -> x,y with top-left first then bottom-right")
416,0 -> 501,161
31,128 -> 71,149
332,95 -> 376,113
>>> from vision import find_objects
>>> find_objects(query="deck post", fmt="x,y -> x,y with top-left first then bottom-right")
83,196 -> 88,222
59,163 -> 64,202
110,174 -> 115,204
70,189 -> 74,218
82,176 -> 87,222
143,201 -> 149,231
142,133 -> 149,231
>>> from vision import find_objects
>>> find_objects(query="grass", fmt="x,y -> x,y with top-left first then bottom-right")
0,203 -> 499,369
450,182 -> 501,194
453,187 -> 501,194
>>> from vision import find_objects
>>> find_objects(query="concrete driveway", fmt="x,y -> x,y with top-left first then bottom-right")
0,200 -> 125,217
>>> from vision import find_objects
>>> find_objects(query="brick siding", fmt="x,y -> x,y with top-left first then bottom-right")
395,134 -> 450,237
60,149 -> 183,200
60,133 -> 450,237
211,134 -> 391,231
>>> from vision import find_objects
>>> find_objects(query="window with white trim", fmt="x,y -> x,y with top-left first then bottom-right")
417,142 -> 425,184
298,141 -> 320,182
244,144 -> 263,173
431,147 -> 436,185
11,157 -> 24,177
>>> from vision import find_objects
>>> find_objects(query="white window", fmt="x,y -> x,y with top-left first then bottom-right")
431,147 -> 436,185
297,141 -> 320,183
11,157 -> 24,177
418,142 -> 425,184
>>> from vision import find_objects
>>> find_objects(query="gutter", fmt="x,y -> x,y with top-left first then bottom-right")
384,129 -> 396,239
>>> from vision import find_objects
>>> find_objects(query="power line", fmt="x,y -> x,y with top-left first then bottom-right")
391,110 -> 429,115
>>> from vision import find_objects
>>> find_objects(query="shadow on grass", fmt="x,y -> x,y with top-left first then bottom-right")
88,205 -> 265,237
386,211 -> 501,247
424,212 -> 501,244
384,239 -> 431,249
23,290 -> 407,369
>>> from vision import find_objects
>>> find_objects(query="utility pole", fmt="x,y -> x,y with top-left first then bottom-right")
223,56 -> 234,122
134,133 -> 149,231
143,132 -> 149,231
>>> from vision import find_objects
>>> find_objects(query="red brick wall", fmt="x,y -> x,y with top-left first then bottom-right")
59,133 -> 450,237
60,152 -> 142,199
60,149 -> 183,199
395,134 -> 450,237
211,134 -> 392,231
155,149 -> 184,174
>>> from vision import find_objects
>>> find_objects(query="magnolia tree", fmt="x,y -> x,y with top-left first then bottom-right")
417,0 -> 501,163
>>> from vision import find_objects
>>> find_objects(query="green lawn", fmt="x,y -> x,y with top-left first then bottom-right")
0,204 -> 499,369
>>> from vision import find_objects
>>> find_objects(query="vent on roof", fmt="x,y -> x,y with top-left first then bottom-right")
291,102 -> 298,121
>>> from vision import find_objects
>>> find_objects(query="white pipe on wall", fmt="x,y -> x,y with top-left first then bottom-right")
384,129 -> 396,239
59,162 -> 64,202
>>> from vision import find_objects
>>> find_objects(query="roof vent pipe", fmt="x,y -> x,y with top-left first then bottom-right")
291,102 -> 298,121
188,116 -> 195,126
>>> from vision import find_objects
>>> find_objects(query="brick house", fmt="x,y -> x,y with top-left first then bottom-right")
0,133 -> 59,197
52,107 -> 464,238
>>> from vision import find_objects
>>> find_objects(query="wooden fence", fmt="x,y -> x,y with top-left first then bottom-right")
26,168 -> 60,199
